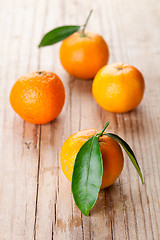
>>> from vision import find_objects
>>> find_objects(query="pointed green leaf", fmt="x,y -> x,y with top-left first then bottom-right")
38,25 -> 80,47
106,133 -> 143,183
71,136 -> 103,216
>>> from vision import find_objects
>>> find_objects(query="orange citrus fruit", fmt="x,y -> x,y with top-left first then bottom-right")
10,71 -> 65,124
60,31 -> 109,79
60,129 -> 124,189
92,63 -> 145,113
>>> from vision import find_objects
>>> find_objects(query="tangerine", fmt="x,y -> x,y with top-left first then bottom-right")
60,31 -> 109,79
60,129 -> 124,189
92,63 -> 145,113
10,71 -> 65,124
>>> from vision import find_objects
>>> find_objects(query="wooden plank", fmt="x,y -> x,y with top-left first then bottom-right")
0,0 -> 42,239
104,2 -> 159,239
0,0 -> 160,239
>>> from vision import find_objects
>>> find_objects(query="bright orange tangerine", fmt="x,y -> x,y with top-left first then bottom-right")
10,71 -> 65,124
92,63 -> 145,113
60,129 -> 124,189
60,31 -> 109,79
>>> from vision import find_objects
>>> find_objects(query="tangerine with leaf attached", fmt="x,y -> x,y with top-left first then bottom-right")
39,10 -> 109,80
61,121 -> 143,215
60,128 -> 124,189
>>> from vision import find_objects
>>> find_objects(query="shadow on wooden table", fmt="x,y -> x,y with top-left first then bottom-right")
90,180 -> 141,217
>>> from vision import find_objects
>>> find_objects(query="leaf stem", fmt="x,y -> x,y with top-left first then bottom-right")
96,121 -> 110,139
81,9 -> 93,37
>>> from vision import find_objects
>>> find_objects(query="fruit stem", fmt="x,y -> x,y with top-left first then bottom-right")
96,121 -> 110,139
117,67 -> 123,71
81,9 -> 93,37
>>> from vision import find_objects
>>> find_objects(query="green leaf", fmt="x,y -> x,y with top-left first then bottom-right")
71,136 -> 103,216
38,25 -> 80,47
106,133 -> 143,183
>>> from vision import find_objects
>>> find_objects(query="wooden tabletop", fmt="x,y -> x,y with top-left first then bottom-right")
0,0 -> 160,239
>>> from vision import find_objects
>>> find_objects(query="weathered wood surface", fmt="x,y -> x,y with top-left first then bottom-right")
0,0 -> 160,239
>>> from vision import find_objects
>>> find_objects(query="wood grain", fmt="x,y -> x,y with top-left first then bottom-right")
0,0 -> 160,239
